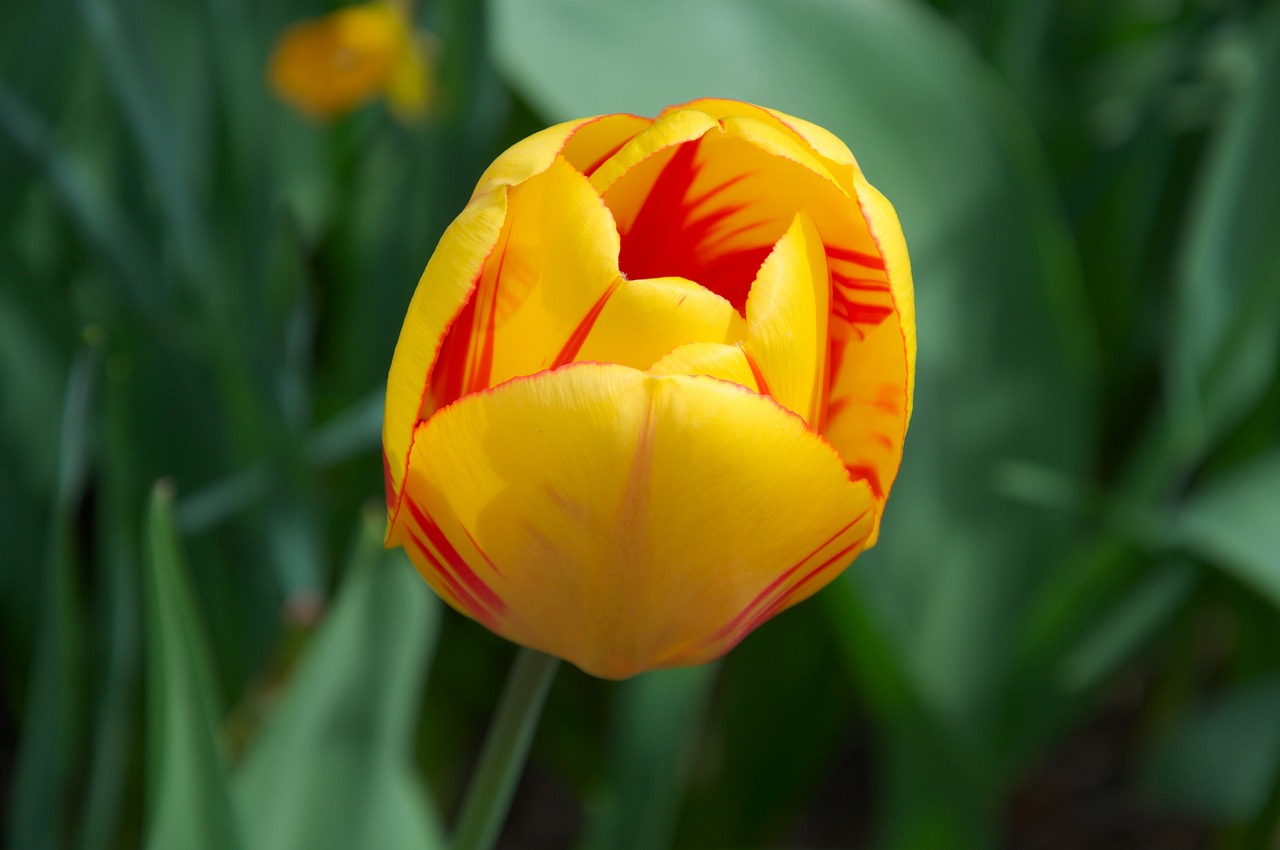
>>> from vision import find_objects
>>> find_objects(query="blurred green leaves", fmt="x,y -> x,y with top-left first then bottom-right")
144,488 -> 446,850
1168,5 -> 1280,460
1145,674 -> 1280,823
233,512 -> 446,850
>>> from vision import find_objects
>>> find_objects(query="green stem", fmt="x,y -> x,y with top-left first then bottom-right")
452,648 -> 559,850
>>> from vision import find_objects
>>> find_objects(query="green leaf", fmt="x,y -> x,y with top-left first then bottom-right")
1178,451 -> 1280,609
1057,560 -> 1196,693
5,350 -> 95,850
0,85 -> 158,307
142,482 -> 245,850
76,0 -> 218,300
1167,7 -> 1280,456
233,510 -> 446,850
581,663 -> 718,850
1145,674 -> 1280,822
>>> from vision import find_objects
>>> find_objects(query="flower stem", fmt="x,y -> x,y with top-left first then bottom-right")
452,647 -> 560,850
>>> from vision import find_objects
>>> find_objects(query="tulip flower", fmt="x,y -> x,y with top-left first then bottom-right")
268,1 -> 433,122
383,99 -> 915,679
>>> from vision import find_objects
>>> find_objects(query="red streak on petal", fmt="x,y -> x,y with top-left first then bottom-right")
845,464 -> 885,499
431,297 -> 476,410
403,495 -> 507,616
731,533 -> 869,645
827,245 -> 886,270
832,272 -> 890,292
742,348 -> 772,397
582,138 -> 631,178
551,277 -> 621,369
466,236 -> 508,394
404,527 -> 496,628
832,301 -> 894,326
684,171 -> 751,211
383,448 -> 396,514
462,525 -> 504,578
617,139 -> 770,313
706,509 -> 869,646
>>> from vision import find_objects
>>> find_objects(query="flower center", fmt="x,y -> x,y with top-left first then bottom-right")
609,138 -> 777,315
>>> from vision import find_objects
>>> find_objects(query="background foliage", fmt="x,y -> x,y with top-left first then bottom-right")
3,0 -> 1279,847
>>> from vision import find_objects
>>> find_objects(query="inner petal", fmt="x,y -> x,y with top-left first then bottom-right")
603,130 -> 853,315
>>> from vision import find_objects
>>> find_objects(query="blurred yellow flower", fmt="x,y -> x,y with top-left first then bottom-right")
268,1 -> 433,122
383,99 -> 915,678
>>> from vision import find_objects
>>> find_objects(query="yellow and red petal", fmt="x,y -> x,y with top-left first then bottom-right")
743,210 -> 830,425
574,276 -> 745,370
389,363 -> 874,679
854,174 -> 916,413
472,113 -> 653,198
430,156 -> 623,406
821,177 -> 914,544
588,108 -> 720,198
383,187 -> 508,525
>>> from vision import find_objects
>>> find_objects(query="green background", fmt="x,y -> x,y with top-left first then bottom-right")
3,0 -> 1280,847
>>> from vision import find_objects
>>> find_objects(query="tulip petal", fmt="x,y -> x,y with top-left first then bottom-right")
665,98 -> 861,191
719,115 -> 846,198
821,316 -> 910,546
855,174 -> 917,413
602,124 -> 860,315
588,108 -> 720,198
743,211 -> 829,425
383,187 -> 507,519
648,343 -> 759,392
575,276 -> 746,369
822,178 -> 914,545
390,363 -> 874,679
472,113 -> 652,198
431,156 -> 624,404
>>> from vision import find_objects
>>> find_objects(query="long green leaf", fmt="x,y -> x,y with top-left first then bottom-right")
142,482 -> 244,850
1167,7 -> 1280,458
0,85 -> 157,308
5,350 -> 95,850
232,510 -> 446,850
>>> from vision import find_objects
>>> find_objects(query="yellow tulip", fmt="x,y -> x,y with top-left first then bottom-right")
383,99 -> 915,679
267,1 -> 432,122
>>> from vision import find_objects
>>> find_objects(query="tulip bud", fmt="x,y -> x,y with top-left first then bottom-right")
384,99 -> 915,678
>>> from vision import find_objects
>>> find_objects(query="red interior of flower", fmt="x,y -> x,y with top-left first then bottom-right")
612,138 -> 774,314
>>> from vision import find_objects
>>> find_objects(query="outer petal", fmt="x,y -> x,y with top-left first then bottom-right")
472,113 -> 652,198
855,174 -> 916,414
383,187 -> 507,522
389,363 -> 874,679
743,210 -> 829,426
588,108 -> 720,198
431,156 -> 624,404
821,176 -> 915,545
